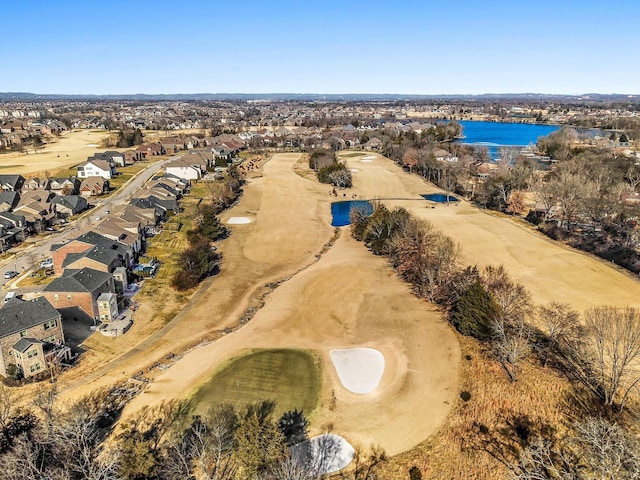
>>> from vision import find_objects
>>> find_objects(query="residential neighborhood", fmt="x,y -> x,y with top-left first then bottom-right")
0,135 -> 242,380
1,95 -> 640,383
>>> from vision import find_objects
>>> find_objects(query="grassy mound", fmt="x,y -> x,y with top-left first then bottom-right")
191,348 -> 321,416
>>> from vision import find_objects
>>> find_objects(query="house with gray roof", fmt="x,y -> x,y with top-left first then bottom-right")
0,175 -> 25,192
0,297 -> 66,379
23,177 -> 50,191
131,190 -> 179,214
0,212 -> 28,250
42,267 -> 117,322
13,200 -> 55,233
49,177 -> 80,195
0,192 -> 19,212
90,151 -> 126,167
120,205 -> 163,235
50,195 -> 88,218
51,231 -> 131,275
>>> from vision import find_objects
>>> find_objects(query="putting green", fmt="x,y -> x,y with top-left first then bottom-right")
191,348 -> 321,416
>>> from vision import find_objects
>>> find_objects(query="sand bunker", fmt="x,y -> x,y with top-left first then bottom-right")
85,143 -> 100,147
360,159 -> 373,163
293,433 -> 354,474
361,155 -> 376,160
226,216 -> 252,224
350,168 -> 360,173
330,348 -> 385,394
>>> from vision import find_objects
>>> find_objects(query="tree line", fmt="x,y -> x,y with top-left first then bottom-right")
171,166 -> 242,291
0,382 -> 386,480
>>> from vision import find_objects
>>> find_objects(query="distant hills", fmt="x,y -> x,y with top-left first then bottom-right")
0,92 -> 638,103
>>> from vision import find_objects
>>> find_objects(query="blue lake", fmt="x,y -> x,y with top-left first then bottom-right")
422,193 -> 458,203
457,121 -> 559,158
331,200 -> 373,227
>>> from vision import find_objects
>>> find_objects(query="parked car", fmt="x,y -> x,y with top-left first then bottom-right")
40,258 -> 53,269
3,271 -> 17,279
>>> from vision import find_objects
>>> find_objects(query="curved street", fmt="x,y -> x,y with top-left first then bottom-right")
0,155 -> 177,294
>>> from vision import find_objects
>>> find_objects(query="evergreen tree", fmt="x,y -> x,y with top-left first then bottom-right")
277,409 -> 308,447
451,281 -> 498,340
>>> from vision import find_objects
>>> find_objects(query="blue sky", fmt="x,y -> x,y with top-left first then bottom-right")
1,0 -> 638,95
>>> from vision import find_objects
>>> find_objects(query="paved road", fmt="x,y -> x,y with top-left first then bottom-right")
0,155 -> 178,295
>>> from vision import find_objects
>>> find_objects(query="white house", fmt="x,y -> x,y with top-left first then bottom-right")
164,159 -> 201,182
77,159 -> 116,179
91,151 -> 126,168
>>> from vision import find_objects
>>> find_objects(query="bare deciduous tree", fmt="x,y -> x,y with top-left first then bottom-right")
267,453 -> 319,480
532,176 -> 558,222
506,190 -> 527,215
497,146 -> 521,169
511,417 -> 640,480
583,306 -> 640,409
401,148 -> 418,174
482,265 -> 534,381
537,302 -> 581,367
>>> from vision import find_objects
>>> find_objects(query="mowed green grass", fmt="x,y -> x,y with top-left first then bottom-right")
191,349 -> 321,416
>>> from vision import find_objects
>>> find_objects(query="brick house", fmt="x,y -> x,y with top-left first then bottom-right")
42,267 -> 117,322
79,176 -> 109,197
136,143 -> 165,158
50,231 -> 130,275
51,238 -> 93,275
160,138 -> 185,154
0,297 -> 65,379
124,150 -> 141,163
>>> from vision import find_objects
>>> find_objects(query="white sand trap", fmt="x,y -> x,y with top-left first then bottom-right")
361,155 -> 376,160
226,216 -> 251,224
330,348 -> 385,394
360,159 -> 373,163
85,143 -> 100,147
349,168 -> 360,173
292,433 -> 355,474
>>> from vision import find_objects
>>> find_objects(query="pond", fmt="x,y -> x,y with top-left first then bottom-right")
456,120 -> 560,159
422,193 -> 458,203
331,200 -> 373,227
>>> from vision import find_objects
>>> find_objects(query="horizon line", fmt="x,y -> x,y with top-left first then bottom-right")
1,91 -> 638,97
